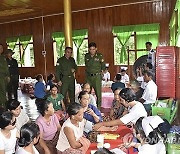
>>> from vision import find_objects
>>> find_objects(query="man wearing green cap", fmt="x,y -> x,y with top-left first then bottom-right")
0,44 -> 10,107
5,49 -> 19,100
56,47 -> 77,104
85,42 -> 106,108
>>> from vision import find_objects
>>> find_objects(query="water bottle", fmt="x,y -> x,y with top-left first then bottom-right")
97,134 -> 104,149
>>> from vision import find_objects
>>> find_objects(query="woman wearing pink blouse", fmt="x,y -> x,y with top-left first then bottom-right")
36,99 -> 61,154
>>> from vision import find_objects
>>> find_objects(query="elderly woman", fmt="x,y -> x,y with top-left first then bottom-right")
35,99 -> 61,154
78,91 -> 102,124
103,88 -> 127,122
78,91 -> 102,133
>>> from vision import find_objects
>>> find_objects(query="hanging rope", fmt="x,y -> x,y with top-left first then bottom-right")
41,16 -> 47,81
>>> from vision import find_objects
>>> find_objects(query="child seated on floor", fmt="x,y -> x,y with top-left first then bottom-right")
47,84 -> 67,121
46,73 -> 56,89
103,88 -> 127,121
34,74 -> 48,99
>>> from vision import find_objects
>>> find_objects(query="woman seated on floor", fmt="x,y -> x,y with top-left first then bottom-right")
0,111 -> 19,154
111,74 -> 125,92
46,73 -> 56,89
56,103 -> 90,154
78,91 -> 102,133
103,88 -> 127,121
35,99 -> 61,154
17,122 -> 40,154
6,99 -> 29,131
129,80 -> 144,101
34,74 -> 48,99
47,85 -> 67,121
93,88 -> 147,131
75,83 -> 97,107
121,116 -> 167,154
79,91 -> 102,124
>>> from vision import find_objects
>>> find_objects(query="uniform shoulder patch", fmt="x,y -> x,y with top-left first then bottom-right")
85,53 -> 90,58
96,52 -> 102,56
70,57 -> 75,60
94,58 -> 99,61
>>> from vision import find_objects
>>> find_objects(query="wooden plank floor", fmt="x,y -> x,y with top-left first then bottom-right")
18,90 -> 39,122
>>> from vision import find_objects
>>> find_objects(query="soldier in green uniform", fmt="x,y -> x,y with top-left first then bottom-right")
56,47 -> 77,104
85,42 -> 105,108
0,44 -> 10,107
5,49 -> 19,100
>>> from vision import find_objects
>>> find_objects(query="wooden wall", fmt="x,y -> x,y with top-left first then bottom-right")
176,47 -> 180,99
175,47 -> 180,125
0,0 -> 176,83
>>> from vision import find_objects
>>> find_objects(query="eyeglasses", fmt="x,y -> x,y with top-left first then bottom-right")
11,119 -> 16,126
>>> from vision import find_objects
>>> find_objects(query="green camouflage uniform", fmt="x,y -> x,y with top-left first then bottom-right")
85,52 -> 105,108
0,55 -> 10,107
56,56 -> 77,103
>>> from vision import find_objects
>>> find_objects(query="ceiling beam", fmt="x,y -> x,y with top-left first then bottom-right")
0,0 -> 162,24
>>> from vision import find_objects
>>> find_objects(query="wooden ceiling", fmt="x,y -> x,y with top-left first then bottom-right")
0,0 -> 158,23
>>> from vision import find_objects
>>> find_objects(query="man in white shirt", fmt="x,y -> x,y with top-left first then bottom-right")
93,88 -> 147,130
102,67 -> 110,82
146,42 -> 156,69
140,70 -> 157,115
120,69 -> 129,84
120,101 -> 147,125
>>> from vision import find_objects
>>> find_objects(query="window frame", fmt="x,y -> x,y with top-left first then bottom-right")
52,32 -> 88,66
113,32 -> 136,66
7,37 -> 34,67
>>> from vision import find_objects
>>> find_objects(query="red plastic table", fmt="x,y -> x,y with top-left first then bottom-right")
86,125 -> 137,154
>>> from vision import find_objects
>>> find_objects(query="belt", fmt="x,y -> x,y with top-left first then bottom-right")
89,73 -> 101,76
63,75 -> 73,78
